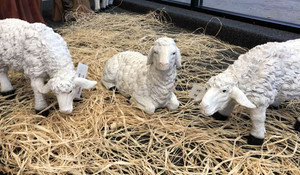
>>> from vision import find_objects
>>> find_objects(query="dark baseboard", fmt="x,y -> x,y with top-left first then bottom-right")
114,0 -> 300,48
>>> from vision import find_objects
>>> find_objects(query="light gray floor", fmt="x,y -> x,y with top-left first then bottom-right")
167,0 -> 300,25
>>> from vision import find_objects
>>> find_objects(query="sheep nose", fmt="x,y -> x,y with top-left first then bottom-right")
60,108 -> 73,114
160,62 -> 168,67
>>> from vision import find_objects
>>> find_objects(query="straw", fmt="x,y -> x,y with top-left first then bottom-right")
0,10 -> 299,174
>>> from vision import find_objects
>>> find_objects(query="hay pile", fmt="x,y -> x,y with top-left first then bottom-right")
0,11 -> 299,174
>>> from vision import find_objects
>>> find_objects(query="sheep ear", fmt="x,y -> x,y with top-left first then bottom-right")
147,46 -> 154,65
74,77 -> 97,89
39,81 -> 51,94
231,86 -> 256,109
175,47 -> 182,68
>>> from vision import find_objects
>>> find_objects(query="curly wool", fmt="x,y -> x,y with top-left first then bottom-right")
211,39 -> 300,107
105,51 -> 176,107
102,37 -> 180,111
0,18 -> 75,94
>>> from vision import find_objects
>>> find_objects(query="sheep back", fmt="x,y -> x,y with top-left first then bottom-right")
103,51 -> 150,97
229,39 -> 300,106
0,18 -> 73,79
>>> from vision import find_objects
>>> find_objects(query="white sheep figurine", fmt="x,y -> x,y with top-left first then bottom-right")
101,37 -> 181,114
197,38 -> 300,145
94,0 -> 114,12
0,18 -> 97,116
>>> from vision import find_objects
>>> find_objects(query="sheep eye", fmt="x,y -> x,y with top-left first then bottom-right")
222,90 -> 227,93
68,90 -> 73,94
172,52 -> 176,55
153,51 -> 158,54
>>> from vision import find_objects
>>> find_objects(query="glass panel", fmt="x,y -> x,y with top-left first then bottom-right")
203,0 -> 300,25
163,0 -> 191,5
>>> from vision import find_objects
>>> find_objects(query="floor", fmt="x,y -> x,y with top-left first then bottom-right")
167,0 -> 300,25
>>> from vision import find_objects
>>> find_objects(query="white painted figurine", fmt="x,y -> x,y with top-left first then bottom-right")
0,19 -> 97,116
102,37 -> 181,114
94,0 -> 114,12
197,39 -> 300,145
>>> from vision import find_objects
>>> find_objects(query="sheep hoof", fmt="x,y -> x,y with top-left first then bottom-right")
35,109 -> 50,117
109,87 -> 119,94
268,105 -> 279,110
109,87 -> 117,91
212,112 -> 228,121
1,89 -> 16,100
294,120 -> 300,131
73,98 -> 83,103
246,134 -> 264,145
73,96 -> 83,103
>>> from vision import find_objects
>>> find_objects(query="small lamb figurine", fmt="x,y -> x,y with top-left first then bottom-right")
197,38 -> 300,145
101,37 -> 181,114
94,0 -> 114,12
0,18 -> 97,116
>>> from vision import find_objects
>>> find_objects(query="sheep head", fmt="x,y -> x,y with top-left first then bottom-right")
39,77 -> 97,114
147,37 -> 181,71
199,73 -> 256,116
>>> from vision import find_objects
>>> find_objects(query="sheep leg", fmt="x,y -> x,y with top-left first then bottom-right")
30,78 -> 49,117
166,92 -> 179,111
130,96 -> 155,115
213,100 -> 235,121
0,70 -> 16,98
100,0 -> 106,9
94,0 -> 100,12
294,117 -> 300,131
247,106 -> 267,145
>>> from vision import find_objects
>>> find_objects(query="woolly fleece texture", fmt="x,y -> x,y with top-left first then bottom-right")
0,18 -> 96,114
201,38 -> 300,144
101,37 -> 181,114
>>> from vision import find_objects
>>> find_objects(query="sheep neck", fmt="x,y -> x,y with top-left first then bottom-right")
49,63 -> 76,81
147,65 -> 176,104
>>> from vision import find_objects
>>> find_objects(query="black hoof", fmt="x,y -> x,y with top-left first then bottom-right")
1,89 -> 16,100
73,96 -> 83,103
294,120 -> 300,131
104,97 -> 111,101
245,134 -> 264,145
73,98 -> 83,103
268,105 -> 279,110
212,112 -> 229,121
109,87 -> 117,91
109,87 -> 120,94
35,109 -> 50,117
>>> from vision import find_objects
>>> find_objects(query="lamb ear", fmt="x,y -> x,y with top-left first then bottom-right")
175,47 -> 182,68
231,86 -> 256,109
74,77 -> 97,89
147,46 -> 154,65
38,81 -> 52,94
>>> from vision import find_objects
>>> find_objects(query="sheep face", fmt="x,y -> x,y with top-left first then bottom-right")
39,77 -> 97,114
199,75 -> 256,116
147,37 -> 181,71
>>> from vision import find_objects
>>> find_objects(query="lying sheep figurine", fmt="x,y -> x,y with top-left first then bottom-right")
0,18 -> 97,116
94,0 -> 114,12
102,37 -> 181,114
198,38 -> 300,145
